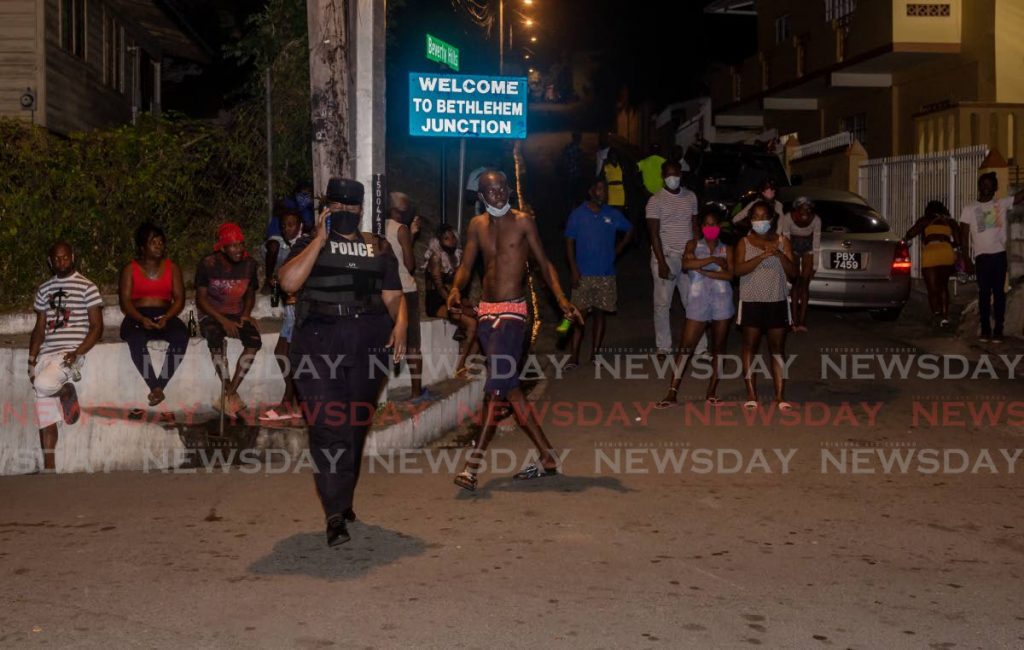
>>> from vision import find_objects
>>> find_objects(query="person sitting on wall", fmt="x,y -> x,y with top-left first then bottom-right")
195,223 -> 262,417
260,211 -> 304,421
423,223 -> 478,377
28,242 -> 104,472
118,223 -> 188,412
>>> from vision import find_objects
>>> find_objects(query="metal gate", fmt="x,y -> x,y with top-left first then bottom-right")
858,145 -> 988,277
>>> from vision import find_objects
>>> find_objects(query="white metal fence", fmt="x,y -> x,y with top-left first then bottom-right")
858,145 -> 988,276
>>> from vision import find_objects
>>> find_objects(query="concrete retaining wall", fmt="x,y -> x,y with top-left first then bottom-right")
0,309 -> 480,475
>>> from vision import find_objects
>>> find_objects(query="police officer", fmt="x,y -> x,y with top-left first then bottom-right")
279,177 -> 407,547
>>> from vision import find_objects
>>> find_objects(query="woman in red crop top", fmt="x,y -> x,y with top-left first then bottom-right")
118,223 -> 188,408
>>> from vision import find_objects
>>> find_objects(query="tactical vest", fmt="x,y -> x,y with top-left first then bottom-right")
298,232 -> 388,311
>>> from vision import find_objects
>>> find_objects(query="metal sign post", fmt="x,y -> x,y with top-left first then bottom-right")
456,138 -> 467,232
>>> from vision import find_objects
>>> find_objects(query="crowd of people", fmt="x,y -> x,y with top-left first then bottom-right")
23,134 -> 1022,544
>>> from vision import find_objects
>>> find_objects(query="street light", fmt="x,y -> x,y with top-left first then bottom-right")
499,1 -> 537,74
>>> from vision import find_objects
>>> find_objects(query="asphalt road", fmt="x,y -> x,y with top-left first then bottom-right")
2,133 -> 1023,648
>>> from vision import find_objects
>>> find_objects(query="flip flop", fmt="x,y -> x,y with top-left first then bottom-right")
409,389 -> 439,405
59,383 -> 80,425
513,464 -> 559,481
148,391 -> 166,407
654,400 -> 677,410
259,408 -> 293,422
743,400 -> 759,410
776,401 -> 794,411
453,471 -> 477,492
128,408 -> 146,421
706,397 -> 724,405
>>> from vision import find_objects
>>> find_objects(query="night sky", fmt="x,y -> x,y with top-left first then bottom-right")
164,0 -> 755,123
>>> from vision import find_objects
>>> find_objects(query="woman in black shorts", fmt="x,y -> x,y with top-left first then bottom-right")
734,200 -> 797,410
423,224 -> 478,376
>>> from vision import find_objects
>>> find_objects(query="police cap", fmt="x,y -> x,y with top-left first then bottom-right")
324,177 -> 364,206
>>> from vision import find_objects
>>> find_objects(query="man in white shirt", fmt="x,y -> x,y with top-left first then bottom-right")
646,160 -> 704,357
28,242 -> 104,472
960,171 -> 1023,343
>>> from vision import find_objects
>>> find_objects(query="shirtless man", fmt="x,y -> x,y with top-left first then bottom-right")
448,170 -> 582,492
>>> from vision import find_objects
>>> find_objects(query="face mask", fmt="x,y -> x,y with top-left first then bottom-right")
664,176 -> 681,191
330,209 -> 361,235
702,225 -> 720,241
485,202 -> 512,218
751,220 -> 772,235
295,192 -> 312,209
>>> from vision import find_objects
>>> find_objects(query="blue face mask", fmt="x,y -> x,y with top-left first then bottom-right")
751,220 -> 772,235
295,192 -> 313,210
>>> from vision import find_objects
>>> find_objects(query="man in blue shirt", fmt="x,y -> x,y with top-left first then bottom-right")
564,179 -> 634,367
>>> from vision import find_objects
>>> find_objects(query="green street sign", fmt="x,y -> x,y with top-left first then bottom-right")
426,34 -> 460,72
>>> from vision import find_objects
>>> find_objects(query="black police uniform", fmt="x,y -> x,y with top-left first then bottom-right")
286,213 -> 402,524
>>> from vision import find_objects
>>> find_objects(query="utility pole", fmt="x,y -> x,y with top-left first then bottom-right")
306,0 -> 352,198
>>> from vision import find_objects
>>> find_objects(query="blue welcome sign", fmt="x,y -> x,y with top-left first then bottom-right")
409,72 -> 528,139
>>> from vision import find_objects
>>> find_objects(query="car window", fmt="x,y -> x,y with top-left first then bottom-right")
788,200 -> 890,234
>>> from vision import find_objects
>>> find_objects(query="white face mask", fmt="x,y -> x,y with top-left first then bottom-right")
664,176 -> 681,191
486,202 -> 512,218
751,220 -> 772,235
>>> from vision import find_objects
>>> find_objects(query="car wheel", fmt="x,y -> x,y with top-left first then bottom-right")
869,307 -> 903,322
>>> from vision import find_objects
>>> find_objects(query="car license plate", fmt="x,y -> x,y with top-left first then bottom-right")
830,251 -> 862,270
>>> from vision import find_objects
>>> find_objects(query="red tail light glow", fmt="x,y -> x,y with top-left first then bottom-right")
891,240 -> 912,274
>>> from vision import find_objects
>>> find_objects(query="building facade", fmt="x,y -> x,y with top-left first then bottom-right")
0,0 -> 207,134
707,0 -> 1024,160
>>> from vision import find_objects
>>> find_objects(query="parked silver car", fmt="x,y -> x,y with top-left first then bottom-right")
777,187 -> 911,321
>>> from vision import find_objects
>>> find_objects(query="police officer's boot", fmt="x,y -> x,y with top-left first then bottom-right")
326,514 -> 350,547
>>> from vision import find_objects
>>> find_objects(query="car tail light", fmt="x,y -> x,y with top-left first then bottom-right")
891,240 -> 912,274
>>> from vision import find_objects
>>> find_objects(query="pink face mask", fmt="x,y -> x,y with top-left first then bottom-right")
702,225 -> 721,241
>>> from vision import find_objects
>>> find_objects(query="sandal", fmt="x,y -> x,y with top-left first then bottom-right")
453,471 -> 477,492
148,389 -> 166,407
706,396 -> 723,405
513,464 -> 559,481
128,408 -> 146,421
654,388 -> 678,409
259,408 -> 293,422
743,400 -> 759,410
776,401 -> 794,411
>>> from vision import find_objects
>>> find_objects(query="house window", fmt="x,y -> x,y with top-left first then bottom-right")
60,0 -> 87,58
103,9 -> 126,92
774,14 -> 791,44
825,0 -> 857,22
835,25 -> 847,62
840,113 -> 867,145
